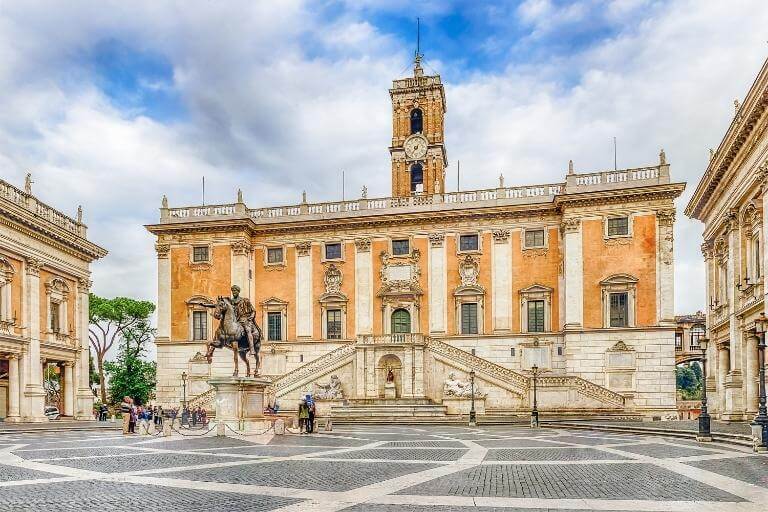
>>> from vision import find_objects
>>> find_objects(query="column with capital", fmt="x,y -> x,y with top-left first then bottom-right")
23,257 -> 47,421
155,243 -> 171,343
63,361 -> 74,417
725,210 -> 745,420
4,353 -> 21,422
657,209 -> 676,325
75,277 -> 95,420
562,218 -> 583,329
717,341 -> 731,417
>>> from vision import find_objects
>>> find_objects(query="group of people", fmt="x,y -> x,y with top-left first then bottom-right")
119,396 -> 165,434
297,396 -> 316,434
180,405 -> 207,426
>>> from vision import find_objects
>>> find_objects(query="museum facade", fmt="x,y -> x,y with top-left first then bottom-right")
686,57 -> 768,421
0,176 -> 106,422
147,59 -> 685,419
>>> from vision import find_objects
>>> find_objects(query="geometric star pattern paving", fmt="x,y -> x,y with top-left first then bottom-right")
1,426 -> 767,511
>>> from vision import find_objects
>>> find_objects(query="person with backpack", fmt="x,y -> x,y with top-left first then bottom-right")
298,399 -> 310,434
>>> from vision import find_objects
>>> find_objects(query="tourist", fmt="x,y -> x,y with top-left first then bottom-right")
120,396 -> 132,434
128,402 -> 137,434
298,399 -> 309,433
155,406 -> 163,427
100,403 -> 108,422
307,400 -> 316,434
200,408 -> 207,425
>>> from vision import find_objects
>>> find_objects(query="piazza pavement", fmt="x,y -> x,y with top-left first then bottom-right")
0,424 -> 766,511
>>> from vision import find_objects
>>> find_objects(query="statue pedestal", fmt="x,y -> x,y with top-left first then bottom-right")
384,382 -> 397,399
443,396 -> 486,415
314,399 -> 345,418
207,376 -> 272,432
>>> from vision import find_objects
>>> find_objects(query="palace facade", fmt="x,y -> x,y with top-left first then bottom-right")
0,176 -> 106,422
147,59 -> 685,419
686,57 -> 768,421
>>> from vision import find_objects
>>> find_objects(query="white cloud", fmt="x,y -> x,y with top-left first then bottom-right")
0,0 -> 765,345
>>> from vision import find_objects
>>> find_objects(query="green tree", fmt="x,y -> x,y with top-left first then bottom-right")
88,295 -> 155,403
676,365 -> 702,400
104,343 -> 157,406
690,361 -> 703,383
89,352 -> 100,397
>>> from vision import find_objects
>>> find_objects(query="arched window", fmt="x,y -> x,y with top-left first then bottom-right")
391,309 -> 411,334
410,163 -> 424,193
410,108 -> 423,134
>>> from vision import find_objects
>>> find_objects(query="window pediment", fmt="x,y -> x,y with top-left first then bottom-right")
319,291 -> 348,304
519,284 -> 553,295
260,296 -> 288,307
186,295 -> 213,306
600,274 -> 638,287
454,284 -> 485,297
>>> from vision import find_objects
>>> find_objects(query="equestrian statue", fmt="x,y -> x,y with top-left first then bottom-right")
203,285 -> 262,377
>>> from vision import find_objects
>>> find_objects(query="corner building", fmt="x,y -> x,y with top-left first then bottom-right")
0,178 -> 106,422
148,60 -> 685,419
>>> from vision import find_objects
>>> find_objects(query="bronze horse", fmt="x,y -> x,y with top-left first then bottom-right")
204,297 -> 262,377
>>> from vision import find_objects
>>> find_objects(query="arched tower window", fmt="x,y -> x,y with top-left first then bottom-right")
391,308 -> 411,334
410,163 -> 424,193
410,108 -> 423,134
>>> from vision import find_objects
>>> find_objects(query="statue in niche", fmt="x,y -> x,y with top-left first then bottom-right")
314,374 -> 344,400
386,366 -> 395,383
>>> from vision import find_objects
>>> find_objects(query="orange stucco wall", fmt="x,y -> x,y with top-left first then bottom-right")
371,239 -> 387,333
252,245 -> 297,340
37,269 -> 76,336
511,228 -> 561,332
445,235 -> 460,335
582,215 -> 657,328
170,244 -> 232,341
414,237 -> 429,335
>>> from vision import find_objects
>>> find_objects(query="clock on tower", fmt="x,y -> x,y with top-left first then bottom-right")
389,55 -> 447,197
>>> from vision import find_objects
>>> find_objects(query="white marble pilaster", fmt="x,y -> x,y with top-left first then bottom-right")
354,239 -> 373,335
562,218 -> 583,328
75,278 -> 94,420
745,334 -> 760,414
657,210 -> 675,325
231,240 -> 253,298
155,243 -> 171,341
491,229 -> 511,331
23,258 -> 46,421
428,233 -> 446,333
296,243 -> 313,338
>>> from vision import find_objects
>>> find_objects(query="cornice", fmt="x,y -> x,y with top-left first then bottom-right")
686,57 -> 768,219
554,182 -> 686,209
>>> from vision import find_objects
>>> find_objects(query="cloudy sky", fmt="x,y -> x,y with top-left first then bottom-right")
2,0 -> 767,318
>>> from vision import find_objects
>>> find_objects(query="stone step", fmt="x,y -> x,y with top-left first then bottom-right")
346,398 -> 436,406
331,404 -> 448,418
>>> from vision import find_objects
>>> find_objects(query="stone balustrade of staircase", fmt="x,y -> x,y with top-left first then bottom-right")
538,375 -> 625,407
426,338 -> 530,390
273,343 -> 357,396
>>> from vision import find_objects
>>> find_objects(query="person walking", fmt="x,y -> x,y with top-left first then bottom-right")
120,397 -> 132,434
298,399 -> 309,434
307,400 -> 316,434
128,402 -> 137,434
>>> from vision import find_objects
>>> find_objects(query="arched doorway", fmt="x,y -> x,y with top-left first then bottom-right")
391,308 -> 411,334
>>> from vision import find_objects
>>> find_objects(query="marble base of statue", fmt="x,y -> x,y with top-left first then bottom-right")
384,382 -> 397,399
207,376 -> 271,433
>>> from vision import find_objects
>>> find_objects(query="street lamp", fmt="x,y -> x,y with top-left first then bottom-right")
530,364 -> 540,428
181,371 -> 188,409
697,336 -> 711,442
469,370 -> 477,427
753,313 -> 768,452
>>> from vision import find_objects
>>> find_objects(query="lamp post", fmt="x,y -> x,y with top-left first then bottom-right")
469,370 -> 477,427
752,313 -> 768,452
181,371 -> 188,409
697,336 -> 712,442
530,364 -> 540,429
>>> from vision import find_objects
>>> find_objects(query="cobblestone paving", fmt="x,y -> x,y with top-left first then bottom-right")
685,456 -> 768,489
0,480 -> 299,511
396,463 -> 744,501
1,425 -> 766,511
483,447 -> 632,461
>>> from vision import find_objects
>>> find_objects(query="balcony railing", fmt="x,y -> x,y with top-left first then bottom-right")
159,163 -> 669,224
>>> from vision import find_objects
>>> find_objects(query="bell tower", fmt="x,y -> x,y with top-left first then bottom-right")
389,55 -> 447,197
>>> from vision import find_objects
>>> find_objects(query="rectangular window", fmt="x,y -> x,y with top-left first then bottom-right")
557,346 -> 563,356
609,292 -> 628,327
392,239 -> 410,256
510,347 -> 516,357
675,332 -> 683,351
325,243 -> 342,260
192,311 -> 207,340
459,234 -> 479,252
267,312 -> 282,341
527,300 -> 545,332
192,246 -> 209,262
50,302 -> 60,332
326,309 -> 342,339
460,302 -> 478,334
690,325 -> 704,349
607,217 -> 629,236
524,229 -> 545,248
267,247 -> 283,264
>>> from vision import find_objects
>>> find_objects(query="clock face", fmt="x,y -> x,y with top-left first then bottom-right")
404,135 -> 428,160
